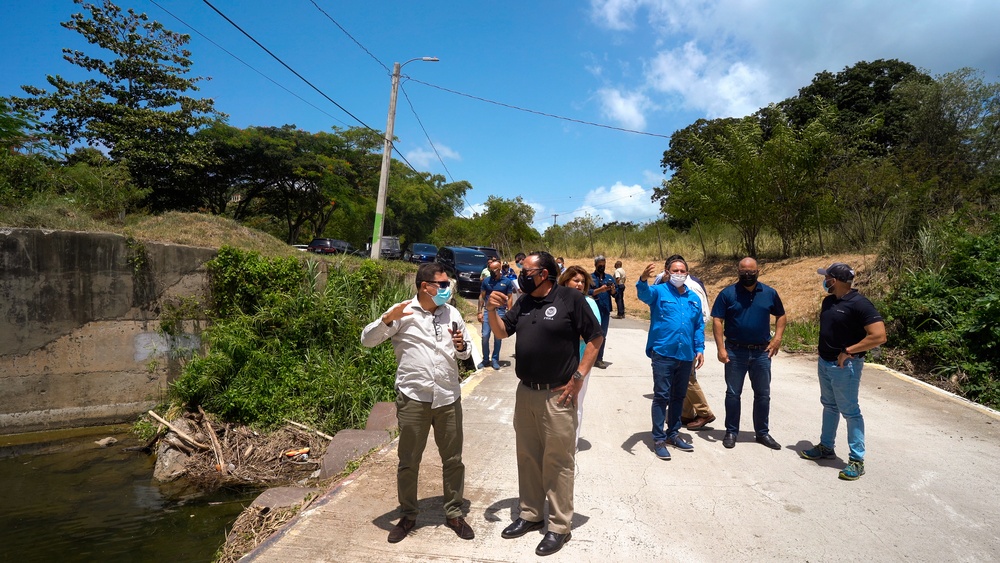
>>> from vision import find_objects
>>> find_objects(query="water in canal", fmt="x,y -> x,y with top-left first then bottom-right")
0,425 -> 259,562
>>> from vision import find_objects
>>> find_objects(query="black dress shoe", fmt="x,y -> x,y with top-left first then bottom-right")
501,517 -> 544,539
723,432 -> 737,449
756,433 -> 781,450
445,516 -> 475,540
535,531 -> 571,556
387,517 -> 415,543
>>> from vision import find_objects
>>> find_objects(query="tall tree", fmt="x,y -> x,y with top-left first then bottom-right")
779,59 -> 931,158
10,0 -> 223,210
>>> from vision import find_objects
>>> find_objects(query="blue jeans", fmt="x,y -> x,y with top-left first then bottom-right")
481,308 -> 505,363
597,307 -> 610,361
614,285 -> 626,316
724,346 -> 771,435
651,353 -> 692,443
817,358 -> 866,461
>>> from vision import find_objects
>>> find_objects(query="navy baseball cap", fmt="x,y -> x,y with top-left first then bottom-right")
817,262 -> 855,282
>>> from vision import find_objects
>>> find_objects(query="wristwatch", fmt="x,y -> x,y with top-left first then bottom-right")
572,370 -> 583,381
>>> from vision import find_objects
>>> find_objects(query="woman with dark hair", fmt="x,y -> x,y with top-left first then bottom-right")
558,265 -> 602,448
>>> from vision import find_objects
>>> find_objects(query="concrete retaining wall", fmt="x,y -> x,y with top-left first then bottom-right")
0,228 -> 215,435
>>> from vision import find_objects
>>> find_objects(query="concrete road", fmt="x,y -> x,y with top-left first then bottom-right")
247,318 -> 1000,562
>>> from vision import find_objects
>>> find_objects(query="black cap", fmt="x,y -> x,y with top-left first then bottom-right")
817,262 -> 855,282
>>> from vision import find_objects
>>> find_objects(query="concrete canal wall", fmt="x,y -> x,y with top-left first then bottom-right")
0,228 -> 215,435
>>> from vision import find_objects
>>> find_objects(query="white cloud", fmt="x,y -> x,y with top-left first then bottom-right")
552,181 -> 661,228
589,0 -> 643,31
646,41 -> 775,118
597,87 -> 652,129
589,0 -> 1000,119
404,142 -> 460,170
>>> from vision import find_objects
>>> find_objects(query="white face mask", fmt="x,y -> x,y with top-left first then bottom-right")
669,273 -> 688,288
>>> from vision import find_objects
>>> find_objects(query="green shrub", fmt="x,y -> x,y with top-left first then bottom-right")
880,215 -> 1000,408
170,250 -> 411,434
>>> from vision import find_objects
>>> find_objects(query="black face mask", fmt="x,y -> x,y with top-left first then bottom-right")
518,271 -> 538,295
595,266 -> 605,275
739,273 -> 758,287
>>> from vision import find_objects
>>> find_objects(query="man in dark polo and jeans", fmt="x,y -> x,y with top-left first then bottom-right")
799,262 -> 886,481
711,257 -> 787,450
361,263 -> 475,543
487,251 -> 602,557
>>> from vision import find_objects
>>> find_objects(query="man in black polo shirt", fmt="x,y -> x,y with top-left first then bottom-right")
486,251 -> 602,557
799,262 -> 886,481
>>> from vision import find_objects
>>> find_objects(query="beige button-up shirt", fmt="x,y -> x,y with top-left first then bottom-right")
361,297 -> 471,408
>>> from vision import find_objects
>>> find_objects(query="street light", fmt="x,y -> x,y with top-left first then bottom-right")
370,56 -> 439,260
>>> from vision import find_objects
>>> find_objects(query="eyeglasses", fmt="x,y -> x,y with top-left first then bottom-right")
423,280 -> 450,289
433,321 -> 442,342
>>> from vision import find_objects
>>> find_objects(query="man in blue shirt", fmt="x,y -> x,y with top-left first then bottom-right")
478,259 -> 514,370
711,257 -> 787,451
590,255 -> 616,369
636,257 -> 705,460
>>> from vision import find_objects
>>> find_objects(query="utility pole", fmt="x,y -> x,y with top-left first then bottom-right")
551,213 -> 559,226
370,57 -> 438,260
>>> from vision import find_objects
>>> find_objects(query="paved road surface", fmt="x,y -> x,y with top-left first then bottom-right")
247,317 -> 1000,562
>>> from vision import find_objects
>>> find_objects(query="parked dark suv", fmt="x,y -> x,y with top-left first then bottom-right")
307,238 -> 361,256
466,246 -> 500,263
436,246 -> 490,296
404,243 -> 438,264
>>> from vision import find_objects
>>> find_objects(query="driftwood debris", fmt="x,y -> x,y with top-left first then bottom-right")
198,406 -> 228,476
283,419 -> 334,441
147,410 -> 210,451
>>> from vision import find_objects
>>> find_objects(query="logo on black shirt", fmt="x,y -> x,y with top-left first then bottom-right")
544,306 -> 557,319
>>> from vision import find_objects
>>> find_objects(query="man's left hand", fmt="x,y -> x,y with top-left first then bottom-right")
555,378 -> 581,408
766,339 -> 781,358
449,326 -> 465,351
694,352 -> 705,370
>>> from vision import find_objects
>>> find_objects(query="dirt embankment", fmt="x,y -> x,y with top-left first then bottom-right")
561,253 -> 876,322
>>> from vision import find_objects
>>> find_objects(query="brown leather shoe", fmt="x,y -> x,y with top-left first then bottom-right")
387,517 -> 416,543
686,415 -> 716,430
445,516 -> 475,540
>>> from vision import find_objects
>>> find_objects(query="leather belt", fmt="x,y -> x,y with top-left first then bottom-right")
521,380 -> 568,390
727,342 -> 769,350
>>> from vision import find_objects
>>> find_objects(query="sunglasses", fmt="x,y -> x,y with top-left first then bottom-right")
424,280 -> 451,289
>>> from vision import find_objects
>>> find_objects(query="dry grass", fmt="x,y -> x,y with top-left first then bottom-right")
560,252 -> 875,322
128,212 -> 299,257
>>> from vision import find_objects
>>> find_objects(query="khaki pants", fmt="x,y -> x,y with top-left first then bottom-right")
513,383 -> 577,534
682,369 -> 715,421
395,391 -> 465,519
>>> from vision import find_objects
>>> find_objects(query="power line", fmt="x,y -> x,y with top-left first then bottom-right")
398,83 -> 472,219
407,77 -> 672,139
199,0 -> 422,172
306,0 -> 390,74
147,0 -> 349,128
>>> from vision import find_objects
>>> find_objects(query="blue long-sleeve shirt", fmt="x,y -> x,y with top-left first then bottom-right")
636,279 -> 705,361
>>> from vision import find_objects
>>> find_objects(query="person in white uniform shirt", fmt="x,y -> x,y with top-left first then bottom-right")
361,263 -> 475,544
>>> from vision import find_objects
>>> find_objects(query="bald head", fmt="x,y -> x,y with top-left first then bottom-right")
738,257 -> 759,288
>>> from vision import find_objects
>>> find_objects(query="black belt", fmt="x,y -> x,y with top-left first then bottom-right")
521,379 -> 568,390
727,342 -> 769,350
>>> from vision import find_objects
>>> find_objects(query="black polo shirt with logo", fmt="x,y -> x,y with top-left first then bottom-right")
501,284 -> 602,385
818,289 -> 883,361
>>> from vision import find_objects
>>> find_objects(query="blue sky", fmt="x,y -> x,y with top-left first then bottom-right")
4,1 -> 1000,232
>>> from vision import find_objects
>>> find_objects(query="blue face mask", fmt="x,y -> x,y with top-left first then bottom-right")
432,286 -> 452,306
821,278 -> 835,293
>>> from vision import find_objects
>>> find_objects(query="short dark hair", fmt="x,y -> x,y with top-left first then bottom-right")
664,254 -> 688,270
528,251 -> 559,282
415,262 -> 446,288
514,252 -> 526,262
